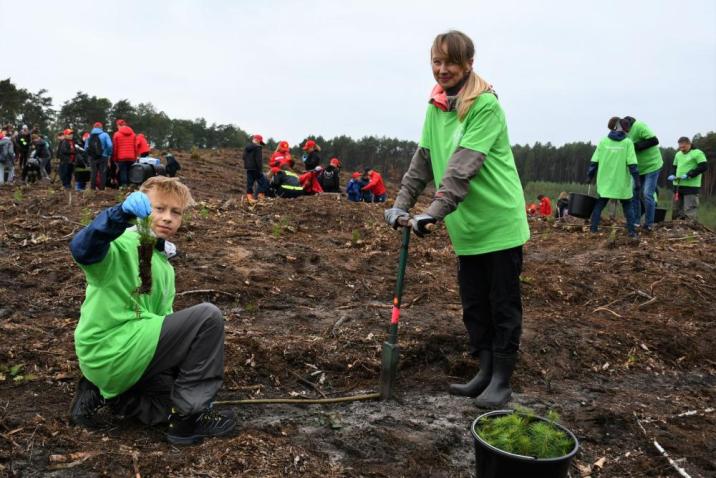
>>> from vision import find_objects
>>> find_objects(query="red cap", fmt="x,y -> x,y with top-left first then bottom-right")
253,134 -> 265,145
82,132 -> 90,140
351,172 -> 361,179
278,141 -> 289,152
330,157 -> 341,168
93,122 -> 103,128
63,128 -> 73,135
302,140 -> 316,151
116,119 -> 126,127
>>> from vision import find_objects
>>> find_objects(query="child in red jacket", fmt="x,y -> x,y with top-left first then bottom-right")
362,169 -> 387,202
269,141 -> 291,175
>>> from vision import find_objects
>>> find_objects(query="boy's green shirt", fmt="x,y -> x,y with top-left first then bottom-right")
673,148 -> 707,188
74,230 -> 175,399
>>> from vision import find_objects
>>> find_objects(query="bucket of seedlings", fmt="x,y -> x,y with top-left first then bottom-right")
654,207 -> 667,223
471,409 -> 579,478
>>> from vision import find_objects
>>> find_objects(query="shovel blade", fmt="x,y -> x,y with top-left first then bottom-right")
379,341 -> 400,400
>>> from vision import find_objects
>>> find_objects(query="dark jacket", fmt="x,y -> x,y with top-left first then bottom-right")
243,143 -> 263,171
33,139 -> 50,160
18,133 -> 31,152
271,170 -> 304,198
303,151 -> 321,170
57,139 -> 76,164
319,165 -> 341,192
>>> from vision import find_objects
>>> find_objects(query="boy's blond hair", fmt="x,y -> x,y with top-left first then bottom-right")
140,177 -> 195,209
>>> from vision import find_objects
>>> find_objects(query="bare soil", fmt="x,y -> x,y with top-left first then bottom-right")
0,149 -> 714,477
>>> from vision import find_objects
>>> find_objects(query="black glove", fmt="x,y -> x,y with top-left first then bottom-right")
412,214 -> 436,238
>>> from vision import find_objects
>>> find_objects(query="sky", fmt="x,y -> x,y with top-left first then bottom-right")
3,0 -> 715,147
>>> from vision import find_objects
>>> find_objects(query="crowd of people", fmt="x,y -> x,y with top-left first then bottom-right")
0,121 -> 180,190
241,136 -> 387,203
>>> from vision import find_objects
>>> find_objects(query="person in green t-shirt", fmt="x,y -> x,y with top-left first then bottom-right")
586,117 -> 639,237
384,30 -> 529,408
619,116 -> 663,231
667,136 -> 709,220
69,177 -> 236,445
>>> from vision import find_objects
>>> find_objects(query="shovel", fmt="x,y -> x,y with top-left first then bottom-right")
379,220 -> 411,400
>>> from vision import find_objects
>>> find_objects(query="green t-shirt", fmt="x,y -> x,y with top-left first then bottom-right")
419,93 -> 529,255
673,148 -> 707,188
591,136 -> 637,200
74,230 -> 175,399
626,120 -> 663,174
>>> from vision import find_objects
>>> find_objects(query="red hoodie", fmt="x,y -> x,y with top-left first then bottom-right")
299,170 -> 324,194
269,151 -> 291,174
135,133 -> 150,156
539,197 -> 552,217
112,126 -> 137,162
362,171 -> 386,196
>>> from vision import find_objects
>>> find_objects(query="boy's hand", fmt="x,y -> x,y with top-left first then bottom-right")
122,191 -> 152,218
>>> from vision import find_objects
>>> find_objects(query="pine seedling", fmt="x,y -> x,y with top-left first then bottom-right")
135,216 -> 156,294
476,408 -> 574,459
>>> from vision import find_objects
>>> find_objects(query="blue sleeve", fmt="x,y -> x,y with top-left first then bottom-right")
587,162 -> 598,179
70,205 -> 134,265
628,164 -> 640,183
102,132 -> 113,157
84,138 -> 89,150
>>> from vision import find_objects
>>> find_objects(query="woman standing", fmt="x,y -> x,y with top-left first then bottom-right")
384,30 -> 529,408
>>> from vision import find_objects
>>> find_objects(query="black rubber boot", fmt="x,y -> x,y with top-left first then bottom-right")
448,349 -> 492,397
166,407 -> 237,445
69,377 -> 106,427
474,353 -> 517,408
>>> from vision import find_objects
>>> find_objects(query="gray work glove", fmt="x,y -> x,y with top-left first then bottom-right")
412,213 -> 436,238
384,207 -> 410,229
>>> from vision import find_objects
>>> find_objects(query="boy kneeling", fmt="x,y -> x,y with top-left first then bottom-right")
69,177 -> 236,445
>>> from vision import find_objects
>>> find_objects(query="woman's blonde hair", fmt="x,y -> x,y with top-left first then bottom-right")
432,30 -> 492,121
140,176 -> 195,209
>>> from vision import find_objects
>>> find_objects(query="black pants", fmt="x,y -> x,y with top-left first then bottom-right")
111,303 -> 225,425
89,157 -> 108,190
246,169 -> 268,194
458,246 -> 523,356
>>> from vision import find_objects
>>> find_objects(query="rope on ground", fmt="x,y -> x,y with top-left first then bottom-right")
213,392 -> 381,406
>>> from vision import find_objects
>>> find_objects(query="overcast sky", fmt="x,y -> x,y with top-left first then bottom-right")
5,0 -> 715,147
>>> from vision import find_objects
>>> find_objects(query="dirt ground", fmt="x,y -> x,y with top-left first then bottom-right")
0,149 -> 714,477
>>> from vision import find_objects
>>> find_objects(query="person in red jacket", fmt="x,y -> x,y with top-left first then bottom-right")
299,166 -> 324,195
362,168 -> 387,202
112,119 -> 138,189
136,133 -> 150,158
537,194 -> 552,217
269,141 -> 291,175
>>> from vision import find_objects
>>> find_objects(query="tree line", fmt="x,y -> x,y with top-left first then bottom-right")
1,78 -> 713,197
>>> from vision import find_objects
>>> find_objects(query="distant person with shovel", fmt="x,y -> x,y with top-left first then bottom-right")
384,30 -> 529,408
587,117 -> 639,237
668,136 -> 708,220
68,177 -> 236,444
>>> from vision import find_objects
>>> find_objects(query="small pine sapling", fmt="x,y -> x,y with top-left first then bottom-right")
135,216 -> 156,294
476,408 -> 574,459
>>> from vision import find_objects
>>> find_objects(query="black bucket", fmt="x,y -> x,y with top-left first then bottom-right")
654,207 -> 667,223
471,410 -> 579,478
567,192 -> 597,219
129,162 -> 156,185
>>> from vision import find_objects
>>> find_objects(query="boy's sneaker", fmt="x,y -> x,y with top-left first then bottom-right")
166,407 -> 237,445
69,377 -> 106,427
